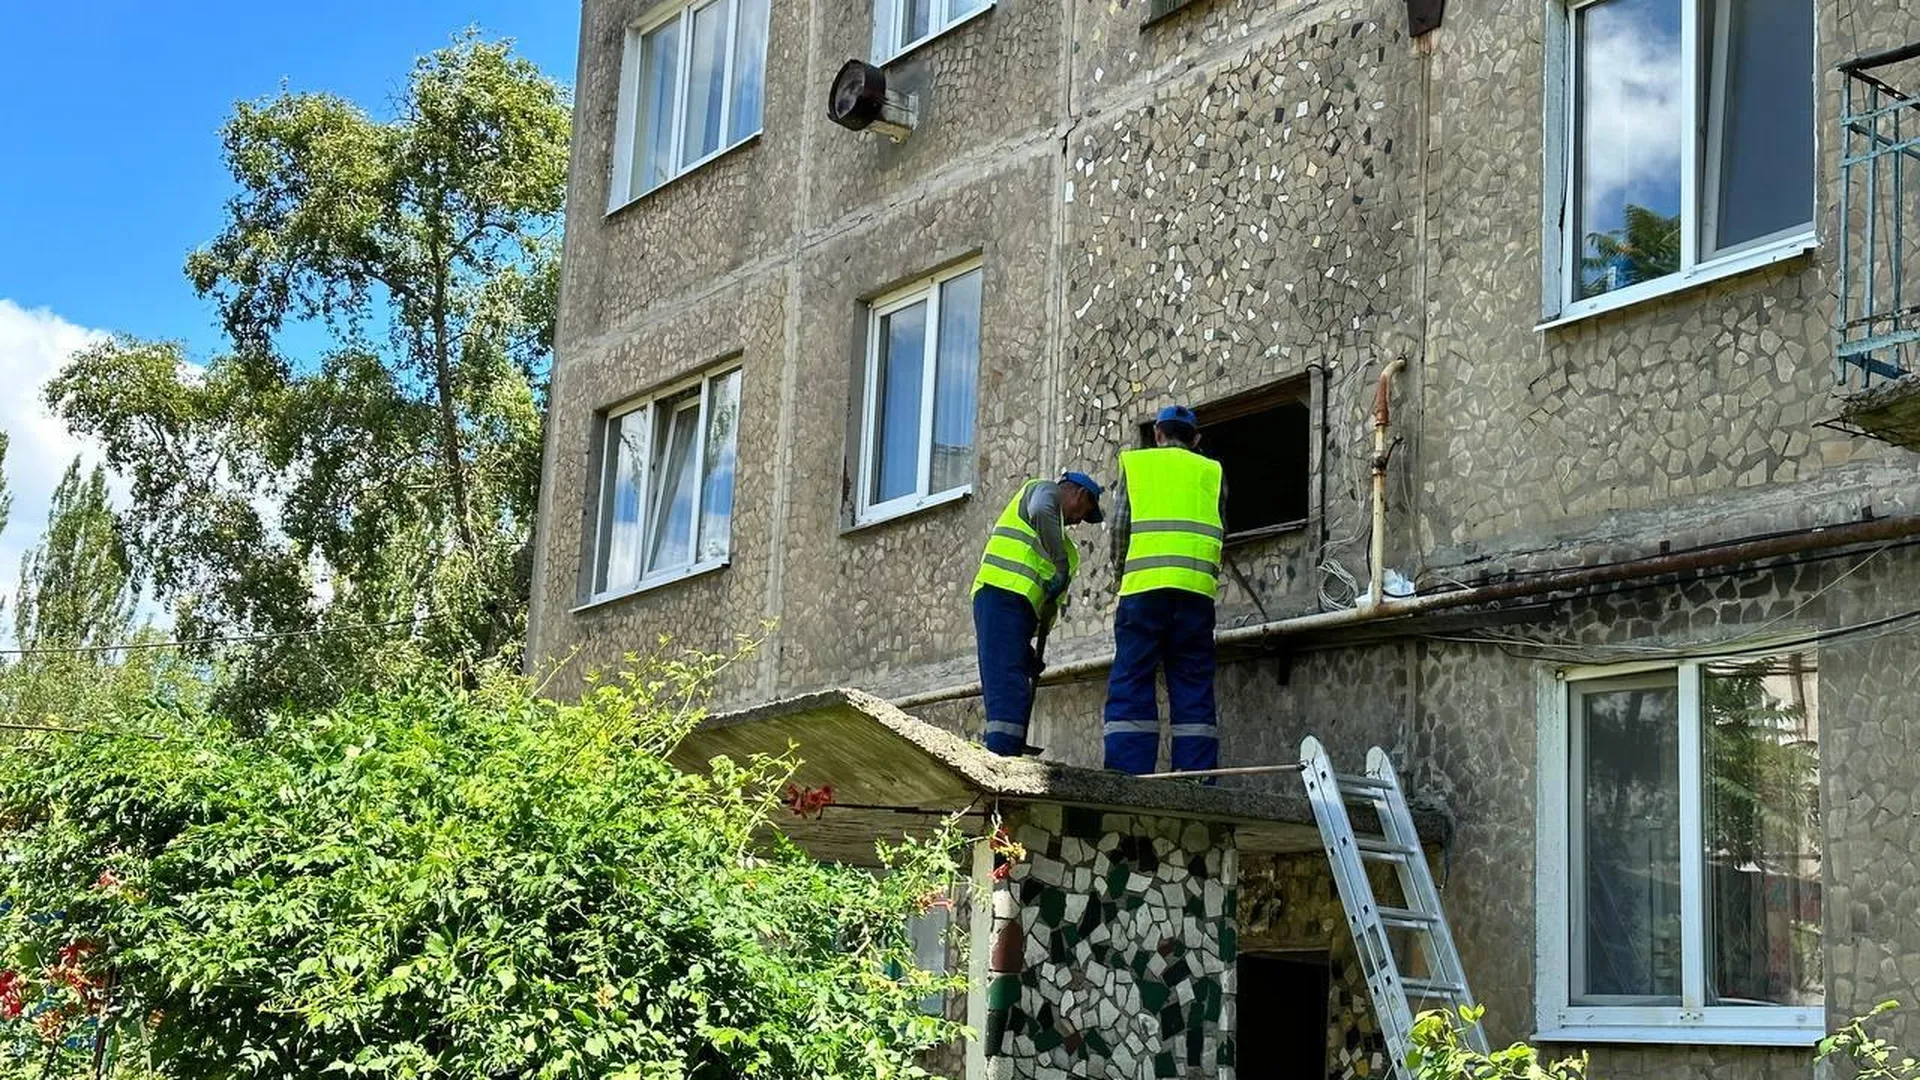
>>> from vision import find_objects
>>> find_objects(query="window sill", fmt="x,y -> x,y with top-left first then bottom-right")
1224,519 -> 1309,547
1535,231 -> 1817,332
1532,1025 -> 1825,1049
877,3 -> 994,66
572,558 -> 730,613
846,486 -> 972,534
605,132 -> 763,218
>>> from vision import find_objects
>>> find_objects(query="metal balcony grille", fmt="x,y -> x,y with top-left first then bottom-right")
1838,43 -> 1920,389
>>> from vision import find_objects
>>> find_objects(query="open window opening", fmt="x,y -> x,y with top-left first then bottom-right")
1135,377 -> 1313,544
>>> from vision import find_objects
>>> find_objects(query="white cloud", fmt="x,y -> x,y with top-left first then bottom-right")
0,299 -> 168,642
0,300 -> 108,629
1577,8 -> 1684,232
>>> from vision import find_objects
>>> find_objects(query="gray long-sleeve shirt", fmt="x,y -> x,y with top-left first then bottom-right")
1019,481 -> 1075,635
1108,452 -> 1229,592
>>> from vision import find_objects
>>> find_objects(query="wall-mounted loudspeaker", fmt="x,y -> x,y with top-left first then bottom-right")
827,59 -> 918,142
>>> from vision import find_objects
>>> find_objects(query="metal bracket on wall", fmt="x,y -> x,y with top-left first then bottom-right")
1406,0 -> 1444,37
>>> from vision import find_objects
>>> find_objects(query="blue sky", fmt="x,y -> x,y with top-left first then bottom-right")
0,1 -> 581,629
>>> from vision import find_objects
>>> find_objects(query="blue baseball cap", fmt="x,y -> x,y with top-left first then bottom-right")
1061,471 -> 1105,523
1156,404 -> 1199,428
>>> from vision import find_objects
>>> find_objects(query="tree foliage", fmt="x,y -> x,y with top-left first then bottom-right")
1582,203 -> 1682,294
44,35 -> 571,716
0,647 -> 967,1079
14,459 -> 132,652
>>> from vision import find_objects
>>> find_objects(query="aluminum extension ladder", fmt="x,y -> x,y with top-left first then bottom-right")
1298,736 -> 1486,1076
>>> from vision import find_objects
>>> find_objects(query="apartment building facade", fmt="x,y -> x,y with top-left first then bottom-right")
530,0 -> 1920,1074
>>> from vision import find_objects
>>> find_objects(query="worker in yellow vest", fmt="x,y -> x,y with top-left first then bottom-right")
971,472 -> 1106,755
1103,405 -> 1227,776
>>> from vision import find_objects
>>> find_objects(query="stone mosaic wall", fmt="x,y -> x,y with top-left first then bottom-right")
535,0 -> 1920,1075
993,804 -> 1239,1080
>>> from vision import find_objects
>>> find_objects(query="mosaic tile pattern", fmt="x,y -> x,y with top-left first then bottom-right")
991,805 -> 1240,1080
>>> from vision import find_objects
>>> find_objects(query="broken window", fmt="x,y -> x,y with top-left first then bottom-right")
1539,653 -> 1823,1042
1136,379 -> 1312,542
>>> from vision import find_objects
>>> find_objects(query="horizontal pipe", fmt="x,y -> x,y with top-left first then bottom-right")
892,513 -> 1920,711
1138,763 -> 1306,780
1840,40 -> 1920,74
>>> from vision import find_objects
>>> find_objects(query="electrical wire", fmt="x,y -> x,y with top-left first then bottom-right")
1423,603 -> 1920,665
0,615 -> 425,659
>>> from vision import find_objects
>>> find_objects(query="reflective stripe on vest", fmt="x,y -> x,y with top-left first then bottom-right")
971,480 -> 1079,614
1118,447 -> 1224,598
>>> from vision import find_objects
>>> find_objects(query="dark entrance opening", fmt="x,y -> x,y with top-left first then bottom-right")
1234,951 -> 1331,1078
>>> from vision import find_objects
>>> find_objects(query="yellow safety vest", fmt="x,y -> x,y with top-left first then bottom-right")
972,480 -> 1079,615
1117,448 -> 1224,599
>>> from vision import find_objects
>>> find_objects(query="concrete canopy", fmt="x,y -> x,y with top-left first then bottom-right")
671,688 -> 1441,864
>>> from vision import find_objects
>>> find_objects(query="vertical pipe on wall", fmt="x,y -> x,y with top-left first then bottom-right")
1368,358 -> 1407,608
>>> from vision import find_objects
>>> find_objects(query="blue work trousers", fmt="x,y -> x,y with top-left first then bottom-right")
1103,589 -> 1217,776
974,586 -> 1040,754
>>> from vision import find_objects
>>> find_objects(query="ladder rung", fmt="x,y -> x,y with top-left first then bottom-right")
1400,977 -> 1466,999
1355,837 -> 1420,861
1377,906 -> 1438,929
1335,773 -> 1393,792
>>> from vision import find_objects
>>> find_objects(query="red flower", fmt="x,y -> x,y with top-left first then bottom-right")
781,782 -> 835,819
0,969 -> 23,1020
95,870 -> 122,891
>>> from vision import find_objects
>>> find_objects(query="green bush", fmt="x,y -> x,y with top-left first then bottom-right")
0,648 -> 965,1078
1405,1007 -> 1589,1080
1821,1001 -> 1919,1079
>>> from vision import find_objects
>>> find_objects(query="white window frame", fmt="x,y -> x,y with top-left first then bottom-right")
609,0 -> 769,211
1534,657 -> 1826,1046
1537,0 -> 1817,329
854,259 -> 982,528
578,364 -> 742,609
871,0 -> 995,65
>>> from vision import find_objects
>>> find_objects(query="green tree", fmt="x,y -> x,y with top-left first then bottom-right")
0,647 -> 965,1079
1583,203 -> 1682,294
0,431 -> 11,629
46,34 -> 570,714
14,459 -> 130,652
0,431 -> 11,540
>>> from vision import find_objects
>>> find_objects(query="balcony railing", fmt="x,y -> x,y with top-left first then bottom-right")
1838,43 -> 1920,390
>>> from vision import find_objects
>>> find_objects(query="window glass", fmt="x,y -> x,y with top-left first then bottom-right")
1703,656 -> 1823,1007
1575,678 -> 1683,1002
648,396 -> 703,573
1572,0 -> 1684,300
903,0 -> 935,48
698,369 -> 741,563
1703,0 -> 1814,254
638,21 -> 682,193
728,0 -> 770,143
680,0 -> 730,168
872,301 -> 928,505
930,269 -> 981,496
597,408 -> 649,592
906,906 -> 950,1015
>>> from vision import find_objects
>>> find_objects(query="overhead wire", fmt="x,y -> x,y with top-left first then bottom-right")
0,614 -> 426,659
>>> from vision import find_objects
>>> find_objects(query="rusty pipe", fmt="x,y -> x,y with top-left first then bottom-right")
890,512 -> 1920,710
1369,358 -> 1407,608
